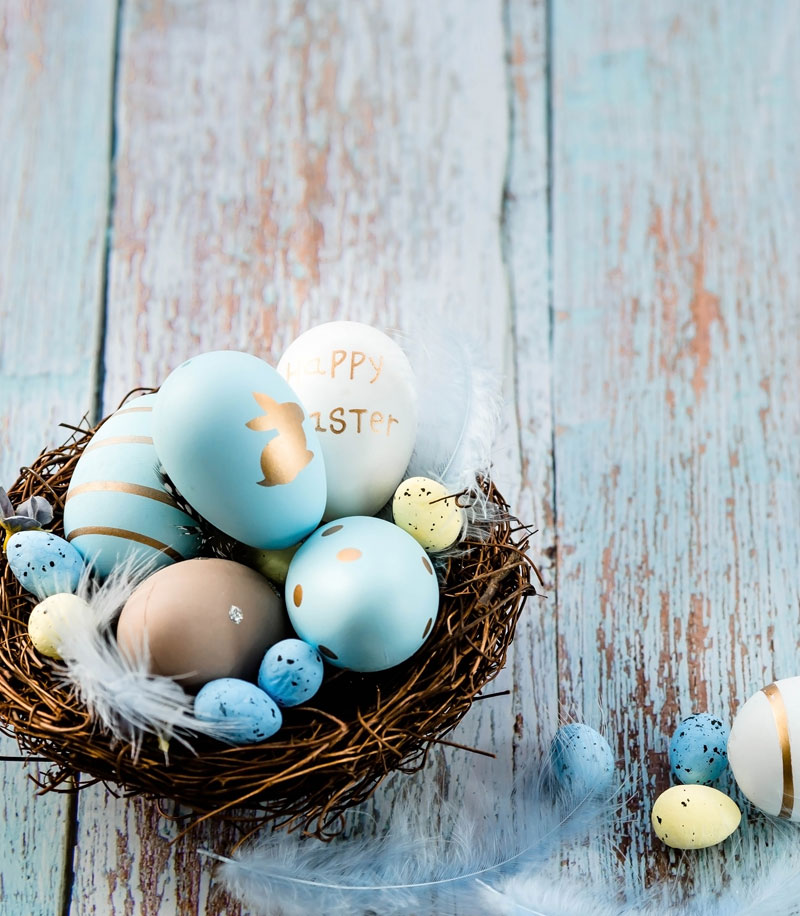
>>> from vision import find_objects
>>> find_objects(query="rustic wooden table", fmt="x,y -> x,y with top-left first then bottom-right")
2,0 -> 799,913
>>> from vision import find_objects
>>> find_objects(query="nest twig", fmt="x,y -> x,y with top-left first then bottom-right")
0,394 -> 541,838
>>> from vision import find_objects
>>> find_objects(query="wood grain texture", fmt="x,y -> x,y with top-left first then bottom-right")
71,1 -> 545,913
551,0 -> 800,892
0,1 -> 116,912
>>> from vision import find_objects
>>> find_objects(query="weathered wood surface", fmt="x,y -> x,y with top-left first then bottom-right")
550,0 -> 800,893
0,1 -> 116,913
2,0 -> 800,912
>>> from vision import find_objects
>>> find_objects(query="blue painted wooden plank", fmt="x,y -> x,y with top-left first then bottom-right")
0,0 -> 117,912
552,0 -> 800,895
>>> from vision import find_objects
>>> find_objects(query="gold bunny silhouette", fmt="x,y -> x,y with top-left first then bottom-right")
246,392 -> 314,487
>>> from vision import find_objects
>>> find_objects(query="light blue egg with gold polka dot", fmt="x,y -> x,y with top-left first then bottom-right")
285,516 -> 440,672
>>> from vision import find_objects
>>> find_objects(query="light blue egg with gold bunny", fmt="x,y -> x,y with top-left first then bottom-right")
152,351 -> 326,550
286,516 -> 440,672
63,394 -> 201,578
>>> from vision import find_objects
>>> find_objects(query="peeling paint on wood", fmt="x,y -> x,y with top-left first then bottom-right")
0,0 -> 116,912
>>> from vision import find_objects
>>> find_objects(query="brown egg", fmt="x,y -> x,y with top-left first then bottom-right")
116,558 -> 288,688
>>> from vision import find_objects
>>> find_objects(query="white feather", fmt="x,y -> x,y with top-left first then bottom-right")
49,558 -> 248,756
398,325 -> 503,493
209,764 -> 627,916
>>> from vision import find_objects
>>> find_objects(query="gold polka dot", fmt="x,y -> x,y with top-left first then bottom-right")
423,618 -> 433,638
422,556 -> 433,574
337,548 -> 362,562
318,644 -> 338,660
322,525 -> 344,536
293,584 -> 303,606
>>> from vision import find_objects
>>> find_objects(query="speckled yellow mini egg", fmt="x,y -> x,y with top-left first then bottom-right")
391,477 -> 464,552
28,593 -> 92,660
651,785 -> 740,849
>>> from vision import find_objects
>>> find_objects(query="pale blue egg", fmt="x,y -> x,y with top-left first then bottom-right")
194,677 -> 282,744
669,713 -> 730,785
153,351 -> 327,550
6,530 -> 85,599
549,723 -> 615,798
63,394 -> 201,578
258,638 -> 324,707
285,516 -> 440,672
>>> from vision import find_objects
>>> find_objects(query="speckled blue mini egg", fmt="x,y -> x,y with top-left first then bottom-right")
63,394 -> 201,578
549,723 -> 615,798
153,351 -> 327,550
258,638 -> 324,707
669,713 -> 730,785
194,677 -> 282,744
6,531 -> 85,599
285,516 -> 440,672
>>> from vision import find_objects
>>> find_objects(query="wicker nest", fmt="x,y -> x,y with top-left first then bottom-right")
0,397 -> 541,838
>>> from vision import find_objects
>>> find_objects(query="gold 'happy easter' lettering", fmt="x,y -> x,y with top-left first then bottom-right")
246,393 -> 314,486
283,350 -> 385,384
308,408 -> 399,436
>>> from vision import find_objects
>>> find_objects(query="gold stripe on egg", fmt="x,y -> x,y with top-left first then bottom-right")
66,526 -> 184,562
84,435 -> 154,453
65,481 -> 179,508
762,682 -> 795,818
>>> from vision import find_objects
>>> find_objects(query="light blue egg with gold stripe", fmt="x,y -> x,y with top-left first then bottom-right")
152,351 -> 327,550
63,394 -> 200,578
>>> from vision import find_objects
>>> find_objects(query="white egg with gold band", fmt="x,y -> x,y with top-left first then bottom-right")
728,676 -> 800,820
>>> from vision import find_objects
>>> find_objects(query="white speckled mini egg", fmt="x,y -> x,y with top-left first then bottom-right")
277,322 -> 417,520
728,677 -> 800,820
28,593 -> 92,659
153,351 -> 326,549
63,394 -> 200,578
651,785 -> 740,849
194,678 -> 282,744
285,516 -> 440,672
6,531 -> 85,599
669,713 -> 730,785
392,477 -> 465,552
549,723 -> 615,798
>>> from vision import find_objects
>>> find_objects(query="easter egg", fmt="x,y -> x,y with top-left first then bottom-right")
63,394 -> 200,578
651,785 -> 741,849
392,477 -> 465,552
116,558 -> 289,688
153,351 -> 326,549
277,322 -> 417,520
6,530 -> 85,599
258,638 -> 324,707
245,543 -> 301,585
728,677 -> 800,820
195,678 -> 282,744
549,723 -> 615,798
285,516 -> 439,672
28,593 -> 92,659
669,713 -> 730,785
